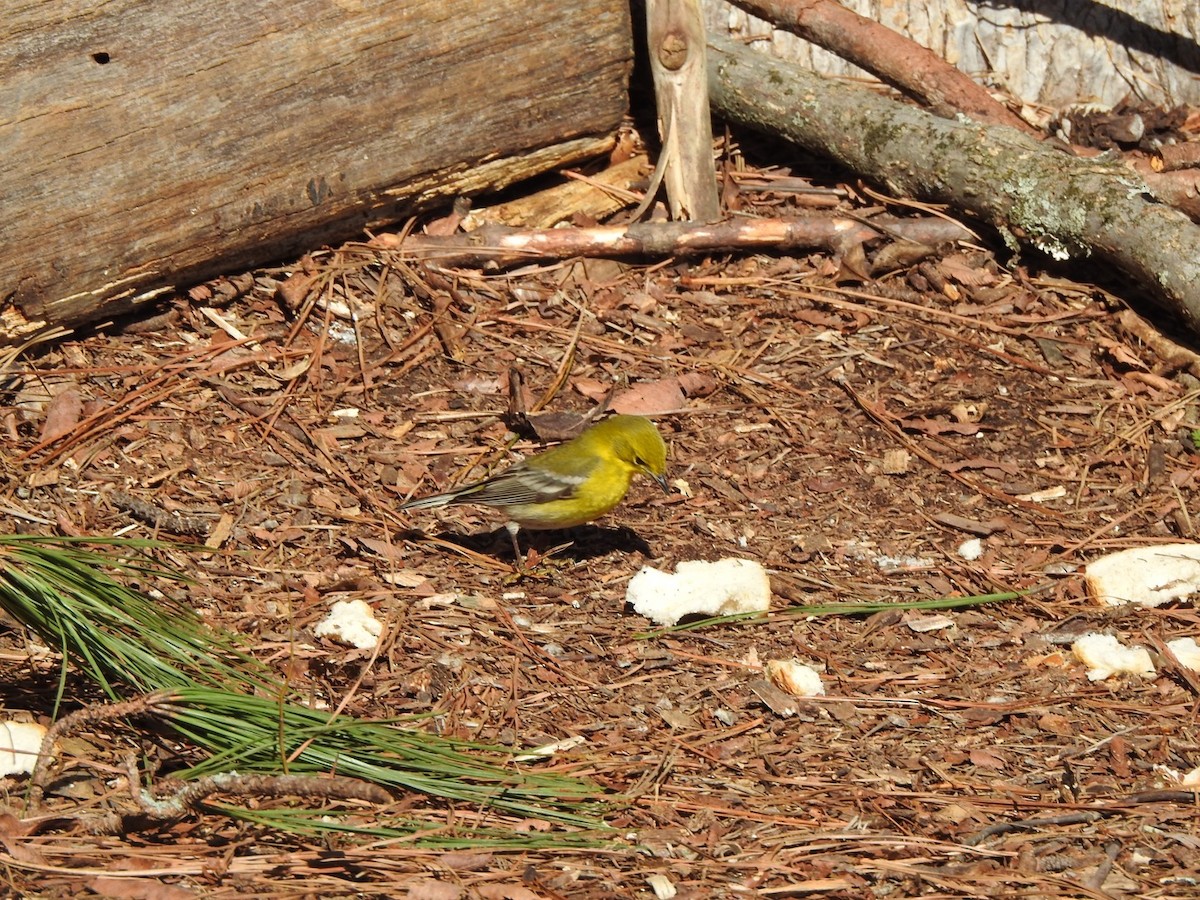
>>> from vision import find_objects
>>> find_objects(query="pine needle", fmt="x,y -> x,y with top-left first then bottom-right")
0,535 -> 608,838
0,535 -> 267,698
634,587 -> 1042,638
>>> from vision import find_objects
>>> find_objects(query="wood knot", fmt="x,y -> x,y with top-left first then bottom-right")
657,32 -> 689,70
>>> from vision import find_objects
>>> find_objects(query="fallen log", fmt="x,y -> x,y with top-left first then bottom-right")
0,0 -> 632,345
706,34 -> 1200,333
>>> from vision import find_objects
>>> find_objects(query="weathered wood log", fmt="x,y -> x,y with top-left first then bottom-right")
644,0 -> 720,221
0,0 -> 632,345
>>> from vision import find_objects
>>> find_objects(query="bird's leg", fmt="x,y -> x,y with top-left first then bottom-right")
504,521 -> 527,571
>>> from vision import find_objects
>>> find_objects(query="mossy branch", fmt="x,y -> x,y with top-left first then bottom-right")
707,34 -> 1200,332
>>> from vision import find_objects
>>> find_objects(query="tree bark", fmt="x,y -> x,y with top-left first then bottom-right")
707,34 -> 1200,331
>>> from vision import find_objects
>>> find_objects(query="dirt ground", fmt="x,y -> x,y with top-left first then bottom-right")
3,146 -> 1200,898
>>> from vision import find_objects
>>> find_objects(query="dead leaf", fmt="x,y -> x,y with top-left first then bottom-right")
88,877 -> 194,900
1097,337 -> 1148,370
382,570 -> 430,588
939,255 -> 996,286
571,377 -> 610,401
969,748 -> 1007,770
610,378 -> 685,415
276,271 -> 320,311
40,388 -> 82,442
1038,713 -> 1074,734
475,886 -> 540,900
0,813 -> 43,862
405,879 -> 462,900
676,372 -> 720,397
835,238 -> 870,282
437,851 -> 494,870
273,355 -> 314,381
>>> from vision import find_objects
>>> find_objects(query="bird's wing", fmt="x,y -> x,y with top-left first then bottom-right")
463,454 -> 594,507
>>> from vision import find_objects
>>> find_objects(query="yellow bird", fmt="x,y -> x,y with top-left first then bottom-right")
401,415 -> 669,554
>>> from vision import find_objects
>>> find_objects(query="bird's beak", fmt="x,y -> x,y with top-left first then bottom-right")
653,473 -> 670,493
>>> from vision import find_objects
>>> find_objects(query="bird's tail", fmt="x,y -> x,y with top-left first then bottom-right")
398,490 -> 460,511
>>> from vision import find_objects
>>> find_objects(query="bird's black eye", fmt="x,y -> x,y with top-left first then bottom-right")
633,456 -> 645,467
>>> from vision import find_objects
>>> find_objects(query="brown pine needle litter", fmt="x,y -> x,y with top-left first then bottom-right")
7,141 -> 1200,894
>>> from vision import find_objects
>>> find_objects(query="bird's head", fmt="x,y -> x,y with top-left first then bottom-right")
603,415 -> 669,492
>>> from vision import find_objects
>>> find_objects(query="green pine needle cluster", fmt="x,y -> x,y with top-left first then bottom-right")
0,535 -> 609,843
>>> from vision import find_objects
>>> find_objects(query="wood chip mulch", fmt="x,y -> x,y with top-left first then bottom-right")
3,160 -> 1199,898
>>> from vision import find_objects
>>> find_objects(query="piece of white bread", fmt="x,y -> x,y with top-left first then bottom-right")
627,558 -> 771,627
1085,543 -> 1200,608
